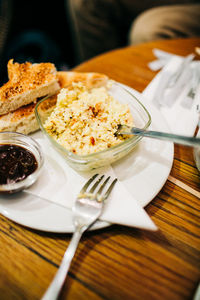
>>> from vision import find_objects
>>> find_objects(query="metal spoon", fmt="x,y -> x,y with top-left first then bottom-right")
116,125 -> 200,147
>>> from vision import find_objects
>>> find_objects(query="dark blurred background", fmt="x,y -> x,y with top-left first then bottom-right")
0,0 -> 75,85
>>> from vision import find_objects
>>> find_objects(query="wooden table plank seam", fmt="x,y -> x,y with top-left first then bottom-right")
168,175 -> 200,199
150,207 -> 200,241
64,271 -> 111,300
158,189 -> 200,219
0,228 -> 59,270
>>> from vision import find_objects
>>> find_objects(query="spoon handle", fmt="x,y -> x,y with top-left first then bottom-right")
130,128 -> 200,147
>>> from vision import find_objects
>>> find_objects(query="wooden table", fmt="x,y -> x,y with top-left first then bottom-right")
0,38 -> 200,300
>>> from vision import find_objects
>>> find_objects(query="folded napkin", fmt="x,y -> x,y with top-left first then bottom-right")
143,50 -> 200,136
25,135 -> 157,231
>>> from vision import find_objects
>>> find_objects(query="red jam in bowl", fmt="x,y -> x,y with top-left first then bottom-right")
0,144 -> 38,185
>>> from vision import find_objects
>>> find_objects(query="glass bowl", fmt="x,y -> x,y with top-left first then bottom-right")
0,132 -> 44,193
35,82 -> 151,171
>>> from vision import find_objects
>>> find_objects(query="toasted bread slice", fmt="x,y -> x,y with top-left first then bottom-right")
0,94 -> 57,135
57,71 -> 108,89
0,59 -> 60,115
0,102 -> 39,134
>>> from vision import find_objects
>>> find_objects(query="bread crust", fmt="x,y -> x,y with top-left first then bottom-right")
57,71 -> 108,89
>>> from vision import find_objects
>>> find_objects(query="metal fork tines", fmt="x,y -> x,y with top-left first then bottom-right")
42,174 -> 117,300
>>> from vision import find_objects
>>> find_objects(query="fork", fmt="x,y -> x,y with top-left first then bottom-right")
116,125 -> 200,147
42,174 -> 117,300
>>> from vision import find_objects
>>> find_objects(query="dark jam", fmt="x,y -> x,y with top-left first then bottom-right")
0,144 -> 38,185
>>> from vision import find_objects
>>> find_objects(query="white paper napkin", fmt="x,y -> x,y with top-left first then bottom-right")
26,136 -> 157,231
143,52 -> 200,136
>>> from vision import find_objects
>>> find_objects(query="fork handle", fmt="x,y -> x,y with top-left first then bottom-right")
41,229 -> 83,300
130,128 -> 200,147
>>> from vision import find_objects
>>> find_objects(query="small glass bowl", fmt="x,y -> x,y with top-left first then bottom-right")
35,82 -> 151,171
0,132 -> 44,193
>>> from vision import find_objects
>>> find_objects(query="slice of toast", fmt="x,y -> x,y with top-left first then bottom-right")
0,59 -> 60,115
0,94 -> 57,135
0,102 -> 39,135
57,71 -> 108,89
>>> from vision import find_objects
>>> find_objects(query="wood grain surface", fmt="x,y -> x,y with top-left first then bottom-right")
0,38 -> 200,300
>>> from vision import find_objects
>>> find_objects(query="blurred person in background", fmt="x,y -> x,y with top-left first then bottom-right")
67,0 -> 200,64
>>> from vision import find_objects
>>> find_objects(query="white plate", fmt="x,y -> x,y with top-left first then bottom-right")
0,85 -> 174,232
